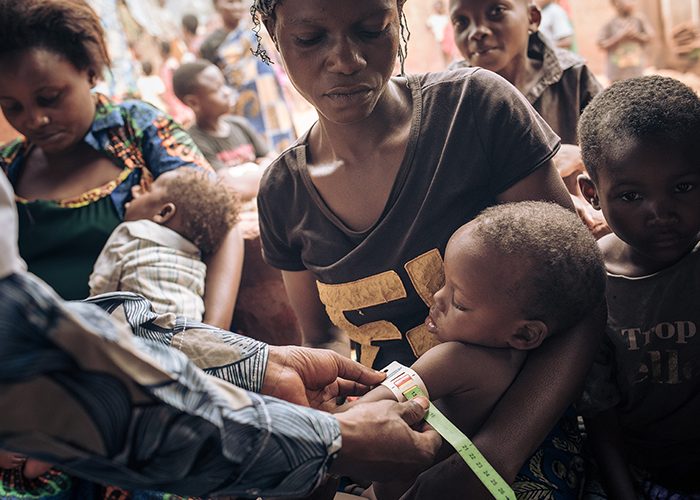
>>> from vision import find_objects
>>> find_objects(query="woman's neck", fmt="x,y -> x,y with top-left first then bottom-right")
311,78 -> 412,166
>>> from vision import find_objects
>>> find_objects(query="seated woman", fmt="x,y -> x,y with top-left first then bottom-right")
252,0 -> 605,497
0,0 -> 242,329
0,1 -> 243,496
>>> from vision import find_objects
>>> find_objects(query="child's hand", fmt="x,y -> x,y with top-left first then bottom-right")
0,450 -> 26,470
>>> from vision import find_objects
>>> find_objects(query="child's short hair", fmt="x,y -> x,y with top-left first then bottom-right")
470,201 -> 605,332
160,170 -> 239,256
172,59 -> 213,103
578,75 -> 700,181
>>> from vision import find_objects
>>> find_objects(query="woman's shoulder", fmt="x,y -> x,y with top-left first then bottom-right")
1,137 -> 26,164
410,67 -> 504,91
93,93 -> 167,132
258,141 -> 307,198
1,137 -> 29,181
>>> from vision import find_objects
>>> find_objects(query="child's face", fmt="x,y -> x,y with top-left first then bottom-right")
591,141 -> 700,268
426,225 -> 529,347
0,48 -> 96,155
193,65 -> 235,120
124,171 -> 177,222
449,0 -> 538,78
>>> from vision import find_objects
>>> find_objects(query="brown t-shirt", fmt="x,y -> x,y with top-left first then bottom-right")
258,69 -> 560,369
187,116 -> 269,171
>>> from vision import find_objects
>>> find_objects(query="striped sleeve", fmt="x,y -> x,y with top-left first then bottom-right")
0,273 -> 340,497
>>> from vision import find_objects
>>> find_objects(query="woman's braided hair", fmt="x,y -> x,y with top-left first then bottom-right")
249,0 -> 410,75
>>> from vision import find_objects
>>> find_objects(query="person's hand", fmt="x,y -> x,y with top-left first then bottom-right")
262,345 -> 386,409
330,398 -> 442,481
0,450 -> 26,470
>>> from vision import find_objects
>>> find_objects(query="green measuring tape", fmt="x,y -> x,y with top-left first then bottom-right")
402,385 -> 515,500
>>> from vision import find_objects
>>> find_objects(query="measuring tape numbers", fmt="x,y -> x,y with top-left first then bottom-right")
381,361 -> 515,500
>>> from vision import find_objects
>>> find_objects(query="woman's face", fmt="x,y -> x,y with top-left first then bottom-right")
266,0 -> 401,125
0,48 -> 96,154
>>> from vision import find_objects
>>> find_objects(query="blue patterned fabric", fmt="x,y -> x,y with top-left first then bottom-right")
2,94 -> 211,217
0,273 -> 340,498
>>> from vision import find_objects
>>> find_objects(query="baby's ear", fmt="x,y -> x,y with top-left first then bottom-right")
153,202 -> 177,224
578,174 -> 601,210
509,321 -> 548,350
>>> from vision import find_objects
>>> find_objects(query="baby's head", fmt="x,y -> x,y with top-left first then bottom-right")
578,76 -> 700,268
449,0 -> 540,80
173,60 -> 234,124
124,169 -> 239,256
427,201 -> 605,350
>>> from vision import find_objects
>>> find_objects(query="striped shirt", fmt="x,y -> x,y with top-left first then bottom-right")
89,220 -> 206,321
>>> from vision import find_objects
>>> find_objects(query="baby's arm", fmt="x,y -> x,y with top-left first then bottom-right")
356,342 -> 524,500
585,410 -> 638,500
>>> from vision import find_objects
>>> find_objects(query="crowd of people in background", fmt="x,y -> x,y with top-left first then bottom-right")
0,0 -> 698,499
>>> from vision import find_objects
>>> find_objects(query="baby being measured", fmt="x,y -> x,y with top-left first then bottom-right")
352,201 -> 606,499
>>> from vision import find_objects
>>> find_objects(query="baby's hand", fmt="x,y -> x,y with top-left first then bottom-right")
0,450 -> 26,470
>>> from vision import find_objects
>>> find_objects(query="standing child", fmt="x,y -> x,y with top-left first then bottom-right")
598,0 -> 654,83
449,0 -> 608,237
426,1 -> 452,67
136,61 -> 168,112
449,0 -> 601,144
89,169 -> 239,321
172,60 -> 274,201
350,201 -> 606,499
535,0 -> 575,50
578,75 -> 700,497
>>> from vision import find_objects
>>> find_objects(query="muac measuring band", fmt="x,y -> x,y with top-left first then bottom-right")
381,361 -> 515,500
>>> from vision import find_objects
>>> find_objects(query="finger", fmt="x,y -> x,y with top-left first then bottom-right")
331,352 -> 386,385
335,379 -> 374,398
396,397 -> 430,427
413,427 -> 443,457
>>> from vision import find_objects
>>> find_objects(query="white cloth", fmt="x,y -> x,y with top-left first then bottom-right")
0,172 -> 26,279
89,220 -> 207,320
